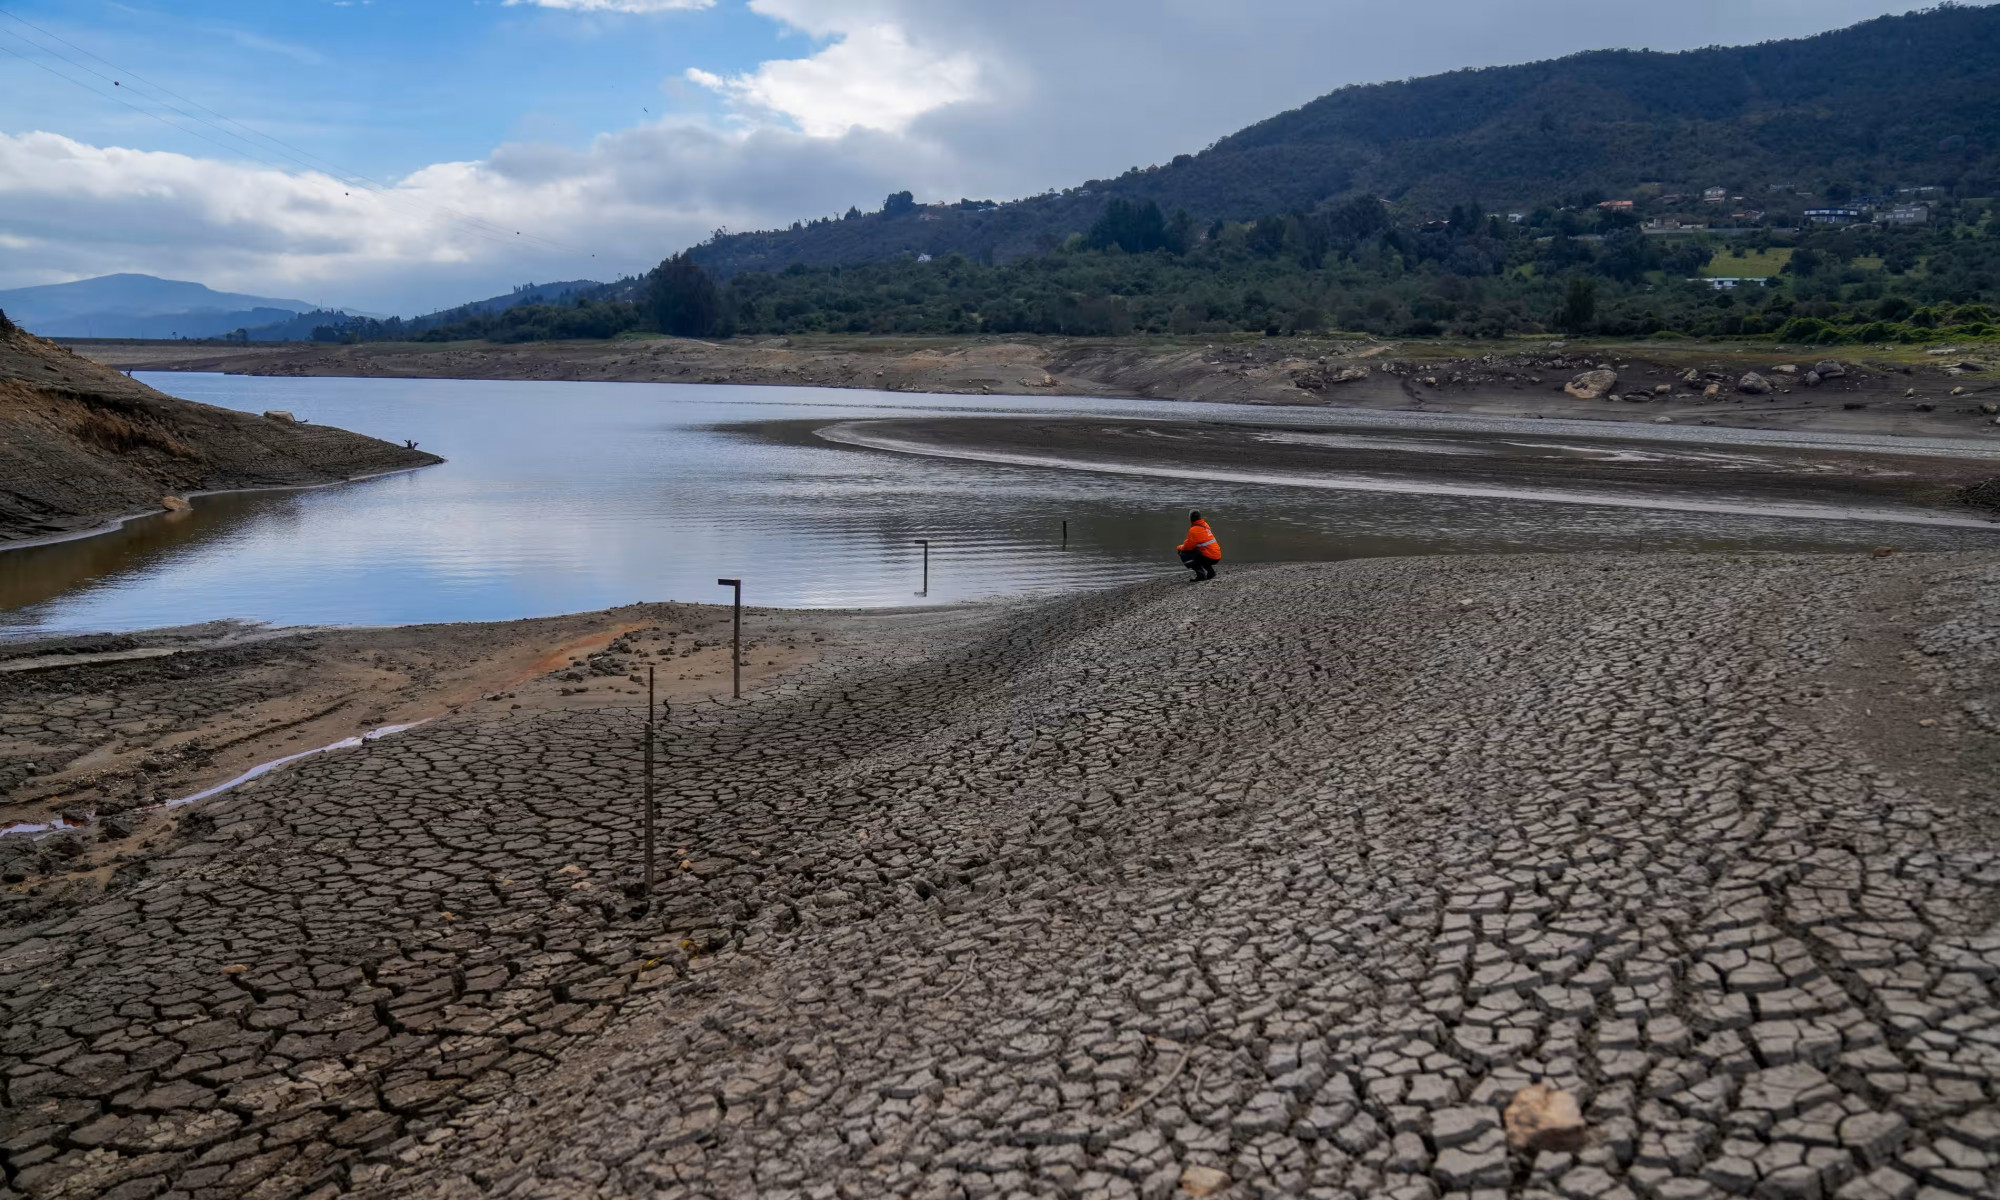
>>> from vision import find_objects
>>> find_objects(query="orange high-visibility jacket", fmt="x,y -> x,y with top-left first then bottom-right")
1178,519 -> 1222,561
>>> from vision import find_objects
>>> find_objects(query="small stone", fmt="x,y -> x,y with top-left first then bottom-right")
220,964 -> 248,976
161,495 -> 192,512
1505,1084 -> 1587,1153
1179,1165 -> 1229,1196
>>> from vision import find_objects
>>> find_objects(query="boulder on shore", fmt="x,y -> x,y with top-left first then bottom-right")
1564,369 -> 1618,400
1738,372 -> 1773,395
263,410 -> 298,423
1813,359 -> 1848,379
1505,1084 -> 1587,1153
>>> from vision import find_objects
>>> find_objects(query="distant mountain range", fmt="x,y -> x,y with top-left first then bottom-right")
689,4 -> 2000,277
0,275 -> 608,343
0,274 -> 328,340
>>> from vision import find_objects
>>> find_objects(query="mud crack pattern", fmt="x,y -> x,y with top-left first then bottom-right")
2,554 -> 1997,1200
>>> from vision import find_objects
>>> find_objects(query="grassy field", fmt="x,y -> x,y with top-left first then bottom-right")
1701,247 -> 1795,278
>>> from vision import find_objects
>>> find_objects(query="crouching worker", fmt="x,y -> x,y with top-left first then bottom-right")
1176,510 -> 1222,581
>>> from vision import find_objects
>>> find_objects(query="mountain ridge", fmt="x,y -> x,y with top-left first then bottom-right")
688,4 -> 2000,278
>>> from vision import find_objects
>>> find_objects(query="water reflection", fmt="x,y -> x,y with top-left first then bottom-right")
1,492 -> 287,613
4,374 -> 1997,637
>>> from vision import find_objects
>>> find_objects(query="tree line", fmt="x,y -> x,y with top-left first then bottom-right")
315,192 -> 1999,347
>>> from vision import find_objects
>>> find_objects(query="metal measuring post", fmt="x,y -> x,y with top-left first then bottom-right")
642,666 -> 655,890
716,578 -> 742,698
1062,520 -> 1068,549
913,540 -> 929,595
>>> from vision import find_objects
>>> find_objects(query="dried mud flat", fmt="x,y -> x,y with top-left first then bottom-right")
3,553 -> 1999,1200
0,603 -> 825,841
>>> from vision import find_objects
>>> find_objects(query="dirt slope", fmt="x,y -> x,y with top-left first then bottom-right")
0,319 -> 440,544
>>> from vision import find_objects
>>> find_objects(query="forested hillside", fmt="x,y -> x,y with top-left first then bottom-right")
304,6 -> 2000,351
689,4 -> 2000,278
324,195 -> 1995,347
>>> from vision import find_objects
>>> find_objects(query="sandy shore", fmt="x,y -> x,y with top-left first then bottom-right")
2,553 -> 1997,1199
70,333 -> 2000,439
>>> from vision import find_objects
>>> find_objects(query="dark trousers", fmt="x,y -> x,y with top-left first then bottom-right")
1179,550 -> 1218,580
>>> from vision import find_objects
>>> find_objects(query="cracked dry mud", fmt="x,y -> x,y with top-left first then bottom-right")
3,553 -> 1998,1200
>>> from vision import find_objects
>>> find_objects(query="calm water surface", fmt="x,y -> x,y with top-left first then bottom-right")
3,374 -> 1998,637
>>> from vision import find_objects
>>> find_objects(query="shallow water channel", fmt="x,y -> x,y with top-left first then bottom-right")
4,374 -> 1999,637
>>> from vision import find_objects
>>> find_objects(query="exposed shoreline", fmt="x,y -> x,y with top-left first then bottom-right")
1,325 -> 440,546
2,552 -> 1996,1198
0,599 -> 848,837
69,332 -> 2000,440
816,413 -> 2000,527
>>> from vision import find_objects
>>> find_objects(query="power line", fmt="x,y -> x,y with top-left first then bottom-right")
0,8 -> 599,258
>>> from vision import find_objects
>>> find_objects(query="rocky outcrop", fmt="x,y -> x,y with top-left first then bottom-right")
0,325 -> 440,544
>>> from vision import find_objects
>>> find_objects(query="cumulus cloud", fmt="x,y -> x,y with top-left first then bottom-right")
686,22 -> 980,136
0,0 -> 1928,311
0,122 -> 937,311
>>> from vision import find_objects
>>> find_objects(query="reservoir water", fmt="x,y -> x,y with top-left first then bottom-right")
4,374 -> 1998,638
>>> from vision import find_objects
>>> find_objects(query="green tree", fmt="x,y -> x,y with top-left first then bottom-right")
1560,276 -> 1598,333
1085,198 -> 1171,254
647,253 -> 722,337
882,191 -> 917,217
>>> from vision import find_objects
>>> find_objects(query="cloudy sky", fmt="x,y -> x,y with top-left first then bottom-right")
0,0 -> 1934,314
